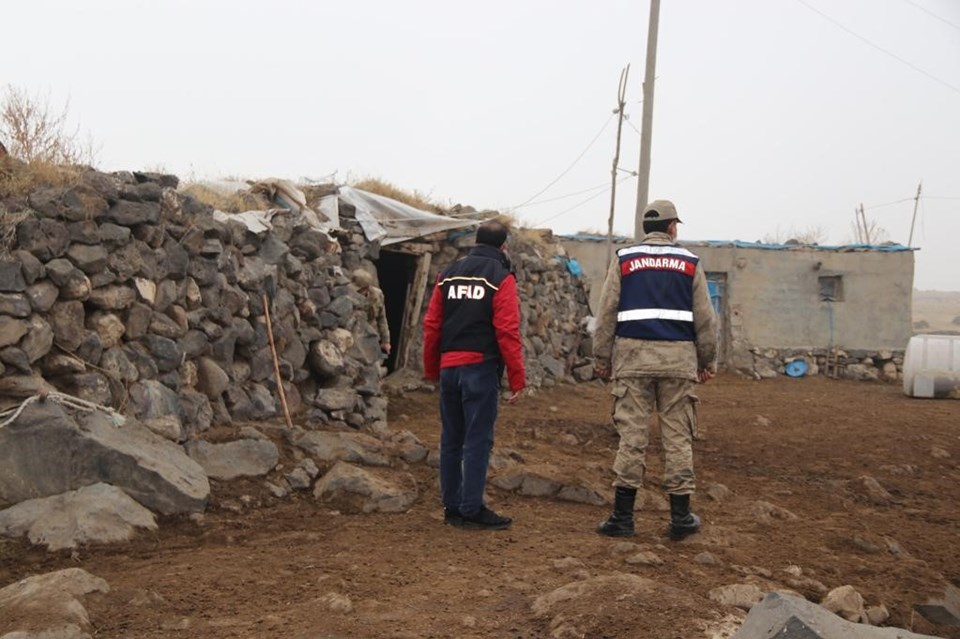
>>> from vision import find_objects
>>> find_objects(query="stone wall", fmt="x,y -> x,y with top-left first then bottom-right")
748,347 -> 904,382
0,168 -> 388,438
0,168 -> 595,439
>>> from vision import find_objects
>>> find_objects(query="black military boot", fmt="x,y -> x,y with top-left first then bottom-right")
668,493 -> 701,541
597,486 -> 637,537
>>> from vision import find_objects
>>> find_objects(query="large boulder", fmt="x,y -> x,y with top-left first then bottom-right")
0,401 -> 208,514
313,462 -> 417,513
0,568 -> 109,638
732,592 -> 940,639
184,439 -> 279,480
0,482 -> 157,550
288,430 -> 390,466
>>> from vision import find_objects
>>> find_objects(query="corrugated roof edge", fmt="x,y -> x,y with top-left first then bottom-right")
558,235 -> 916,252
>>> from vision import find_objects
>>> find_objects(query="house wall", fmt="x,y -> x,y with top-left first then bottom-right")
559,239 -> 629,313
693,244 -> 913,352
561,239 -> 914,356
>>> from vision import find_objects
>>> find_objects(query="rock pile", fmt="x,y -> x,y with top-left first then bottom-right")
0,168 -> 397,437
1,168 -> 594,440
743,347 -> 903,382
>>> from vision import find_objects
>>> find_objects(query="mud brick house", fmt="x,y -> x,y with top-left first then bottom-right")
562,235 -> 915,380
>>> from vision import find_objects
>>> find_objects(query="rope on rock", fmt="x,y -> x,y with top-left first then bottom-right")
0,391 -> 125,430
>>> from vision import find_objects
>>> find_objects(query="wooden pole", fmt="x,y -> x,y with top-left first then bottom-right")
607,64 -> 630,265
908,181 -> 923,247
634,0 -> 661,240
262,292 -> 293,429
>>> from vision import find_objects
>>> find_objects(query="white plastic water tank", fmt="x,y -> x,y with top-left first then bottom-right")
902,334 -> 960,399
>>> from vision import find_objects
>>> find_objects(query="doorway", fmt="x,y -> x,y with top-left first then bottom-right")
376,249 -> 433,373
706,272 -> 729,368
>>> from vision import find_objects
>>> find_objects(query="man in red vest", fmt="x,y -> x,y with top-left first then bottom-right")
423,220 -> 525,530
593,200 -> 717,540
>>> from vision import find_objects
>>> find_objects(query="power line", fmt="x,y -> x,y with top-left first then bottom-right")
900,0 -> 960,32
532,174 -> 636,227
865,195 -> 960,210
512,113 -> 615,209
516,181 -> 610,208
863,197 -> 913,210
624,116 -> 642,136
794,0 -> 960,96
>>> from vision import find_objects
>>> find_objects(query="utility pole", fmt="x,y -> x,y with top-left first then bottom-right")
853,206 -> 863,243
634,0 -> 661,240
607,64 -> 630,265
908,181 -> 923,247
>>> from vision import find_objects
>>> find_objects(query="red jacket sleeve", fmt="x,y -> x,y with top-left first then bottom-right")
422,277 -> 444,381
492,274 -> 525,392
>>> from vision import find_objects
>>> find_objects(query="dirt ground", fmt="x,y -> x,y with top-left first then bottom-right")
2,375 -> 959,639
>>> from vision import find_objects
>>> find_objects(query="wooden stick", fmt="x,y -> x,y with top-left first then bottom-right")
262,292 -> 293,429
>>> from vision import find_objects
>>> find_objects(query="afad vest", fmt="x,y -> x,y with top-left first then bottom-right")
438,244 -> 512,358
615,243 -> 699,341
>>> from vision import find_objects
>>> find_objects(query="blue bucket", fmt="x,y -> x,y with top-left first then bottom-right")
784,359 -> 808,378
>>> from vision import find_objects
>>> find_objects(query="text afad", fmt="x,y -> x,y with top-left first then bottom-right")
447,284 -> 487,300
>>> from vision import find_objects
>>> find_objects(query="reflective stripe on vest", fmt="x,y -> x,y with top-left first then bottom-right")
615,244 -> 698,342
617,308 -> 694,323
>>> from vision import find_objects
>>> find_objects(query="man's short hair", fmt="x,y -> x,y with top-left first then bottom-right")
642,217 -> 675,235
476,221 -> 508,248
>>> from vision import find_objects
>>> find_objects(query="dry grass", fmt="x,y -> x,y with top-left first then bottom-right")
350,177 -> 444,213
2,159 -> 80,193
179,182 -> 268,213
0,209 -> 32,257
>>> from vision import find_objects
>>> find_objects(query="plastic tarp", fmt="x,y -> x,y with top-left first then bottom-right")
559,234 -> 915,253
691,240 -> 915,252
251,178 -> 338,230
336,186 -> 476,246
188,180 -> 474,246
194,178 -> 338,239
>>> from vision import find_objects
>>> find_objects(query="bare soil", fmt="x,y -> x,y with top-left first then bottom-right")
2,375 -> 959,638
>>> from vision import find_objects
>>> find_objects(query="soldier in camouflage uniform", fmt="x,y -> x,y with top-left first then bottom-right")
353,269 -> 391,355
593,200 -> 717,540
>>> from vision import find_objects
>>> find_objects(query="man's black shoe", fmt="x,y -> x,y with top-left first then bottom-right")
444,508 -> 463,527
597,486 -> 637,537
668,513 -> 701,541
668,494 -> 701,541
461,507 -> 512,530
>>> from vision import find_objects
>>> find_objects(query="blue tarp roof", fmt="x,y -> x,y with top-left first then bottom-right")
559,234 -> 916,252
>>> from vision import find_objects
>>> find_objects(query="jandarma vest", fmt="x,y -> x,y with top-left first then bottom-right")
615,243 -> 699,341
438,244 -> 513,357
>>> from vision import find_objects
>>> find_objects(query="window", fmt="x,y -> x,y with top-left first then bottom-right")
819,275 -> 843,302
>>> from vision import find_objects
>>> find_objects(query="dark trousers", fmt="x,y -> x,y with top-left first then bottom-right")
439,360 -> 500,518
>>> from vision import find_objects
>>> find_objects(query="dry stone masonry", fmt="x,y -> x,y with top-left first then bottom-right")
1,168 -> 594,439
0,169 -> 397,437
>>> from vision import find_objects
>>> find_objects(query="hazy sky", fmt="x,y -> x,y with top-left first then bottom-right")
6,0 -> 959,289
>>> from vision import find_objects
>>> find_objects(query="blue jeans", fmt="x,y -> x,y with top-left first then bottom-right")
439,360 -> 500,518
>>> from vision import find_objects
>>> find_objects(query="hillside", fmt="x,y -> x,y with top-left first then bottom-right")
913,289 -> 960,334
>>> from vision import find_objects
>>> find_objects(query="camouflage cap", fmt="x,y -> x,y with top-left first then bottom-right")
642,199 -> 682,224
